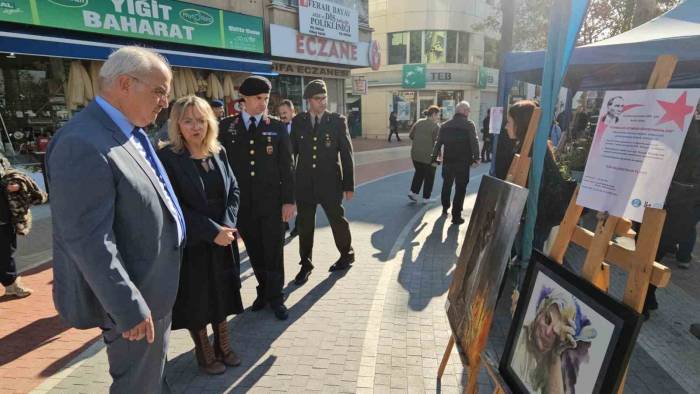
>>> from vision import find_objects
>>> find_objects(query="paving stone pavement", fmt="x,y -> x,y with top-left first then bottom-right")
32,167 -> 696,393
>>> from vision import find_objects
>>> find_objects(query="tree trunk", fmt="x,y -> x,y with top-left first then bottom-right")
632,0 -> 656,27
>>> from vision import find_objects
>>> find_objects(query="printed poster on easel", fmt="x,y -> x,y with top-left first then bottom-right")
577,89 -> 700,222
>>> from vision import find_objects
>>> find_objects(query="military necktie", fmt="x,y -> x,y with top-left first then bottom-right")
249,116 -> 257,133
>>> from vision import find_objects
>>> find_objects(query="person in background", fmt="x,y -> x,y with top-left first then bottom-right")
277,99 -> 298,236
290,79 -> 355,286
157,95 -> 243,375
481,110 -> 492,162
388,110 -> 401,142
218,76 -> 295,321
643,105 -> 700,320
0,153 -> 46,298
408,105 -> 440,204
571,105 -> 589,140
211,99 -> 225,121
500,100 -> 574,250
431,101 -> 480,225
47,46 -> 185,392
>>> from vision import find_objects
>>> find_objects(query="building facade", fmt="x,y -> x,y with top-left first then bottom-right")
0,0 -> 271,156
351,0 -> 500,138
266,0 -> 374,125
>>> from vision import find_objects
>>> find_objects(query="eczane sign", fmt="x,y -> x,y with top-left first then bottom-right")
298,0 -> 358,43
270,24 -> 369,67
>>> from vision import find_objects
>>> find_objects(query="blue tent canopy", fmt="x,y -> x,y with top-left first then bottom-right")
500,0 -> 700,93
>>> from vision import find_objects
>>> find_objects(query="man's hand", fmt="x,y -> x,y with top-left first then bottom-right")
344,191 -> 354,201
471,160 -> 481,168
282,204 -> 295,222
122,316 -> 154,343
214,227 -> 236,246
6,183 -> 19,193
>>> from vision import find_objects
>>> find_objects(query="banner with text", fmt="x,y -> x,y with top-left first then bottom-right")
298,0 -> 358,43
0,0 -> 263,53
577,89 -> 700,221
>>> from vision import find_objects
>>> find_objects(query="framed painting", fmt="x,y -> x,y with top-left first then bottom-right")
500,250 -> 643,394
445,175 -> 529,365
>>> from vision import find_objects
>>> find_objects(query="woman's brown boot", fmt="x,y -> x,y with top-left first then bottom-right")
189,329 -> 226,375
213,321 -> 241,367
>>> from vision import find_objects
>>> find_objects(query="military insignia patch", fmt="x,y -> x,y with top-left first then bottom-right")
324,134 -> 332,148
266,145 -> 273,155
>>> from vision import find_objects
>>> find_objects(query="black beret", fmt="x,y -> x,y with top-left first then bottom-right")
239,75 -> 271,96
210,99 -> 224,108
304,79 -> 327,99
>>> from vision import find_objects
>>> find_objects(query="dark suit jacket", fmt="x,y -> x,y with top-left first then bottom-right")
432,113 -> 480,166
46,100 -> 181,332
157,146 -> 239,247
218,114 -> 294,218
290,111 -> 355,204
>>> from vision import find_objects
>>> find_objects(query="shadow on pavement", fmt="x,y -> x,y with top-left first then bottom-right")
165,269 -> 349,392
397,215 -> 462,311
0,315 -> 68,367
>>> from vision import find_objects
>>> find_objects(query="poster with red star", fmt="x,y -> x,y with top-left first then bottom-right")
577,89 -> 700,221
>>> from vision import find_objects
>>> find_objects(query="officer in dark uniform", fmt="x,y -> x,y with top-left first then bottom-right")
431,101 -> 480,225
290,79 -> 355,285
218,76 -> 295,320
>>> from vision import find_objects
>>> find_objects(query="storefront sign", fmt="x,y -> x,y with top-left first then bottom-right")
577,89 -> 700,221
298,0 -> 358,43
352,77 -> 367,95
0,0 -> 264,53
402,64 -> 426,89
479,67 -> 499,89
270,24 -> 369,67
272,61 -> 350,79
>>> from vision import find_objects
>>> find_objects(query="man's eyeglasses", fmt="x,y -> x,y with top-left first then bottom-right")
128,75 -> 169,101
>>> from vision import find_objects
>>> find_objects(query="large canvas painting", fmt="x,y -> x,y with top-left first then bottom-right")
446,175 -> 528,365
500,251 -> 643,394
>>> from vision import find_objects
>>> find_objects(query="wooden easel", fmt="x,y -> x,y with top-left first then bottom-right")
436,108 -> 541,394
484,54 -> 677,394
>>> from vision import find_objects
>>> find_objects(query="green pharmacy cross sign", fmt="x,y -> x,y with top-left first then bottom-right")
402,64 -> 426,89
0,0 -> 264,53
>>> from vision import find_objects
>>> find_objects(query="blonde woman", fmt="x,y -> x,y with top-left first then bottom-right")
157,95 -> 242,375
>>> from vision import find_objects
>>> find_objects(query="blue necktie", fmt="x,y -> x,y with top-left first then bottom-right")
132,128 -> 186,243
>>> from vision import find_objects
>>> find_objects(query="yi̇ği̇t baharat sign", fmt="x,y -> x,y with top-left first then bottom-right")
0,0 -> 263,53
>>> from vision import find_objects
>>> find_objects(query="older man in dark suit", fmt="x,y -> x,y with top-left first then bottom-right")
47,46 -> 184,393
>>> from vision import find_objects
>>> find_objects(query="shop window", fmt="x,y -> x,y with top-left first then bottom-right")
446,31 -> 458,63
409,31 -> 422,64
392,91 -> 417,131
388,32 -> 409,65
458,32 -> 470,64
270,75 -> 303,115
437,90 -> 464,121
424,31 -> 446,64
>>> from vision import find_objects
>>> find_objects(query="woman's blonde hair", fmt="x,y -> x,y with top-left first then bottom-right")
165,95 -> 221,155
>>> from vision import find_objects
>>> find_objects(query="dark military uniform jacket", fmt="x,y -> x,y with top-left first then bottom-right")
290,111 -> 354,204
218,113 -> 294,216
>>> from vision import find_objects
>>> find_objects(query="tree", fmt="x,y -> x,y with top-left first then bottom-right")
474,0 -> 682,51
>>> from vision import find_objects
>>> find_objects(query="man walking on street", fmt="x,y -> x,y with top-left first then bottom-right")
219,76 -> 295,320
388,110 -> 401,142
432,101 -> 480,225
290,79 -> 355,285
47,46 -> 185,392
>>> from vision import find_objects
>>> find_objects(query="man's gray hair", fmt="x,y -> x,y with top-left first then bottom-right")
456,101 -> 471,114
99,46 -> 171,88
